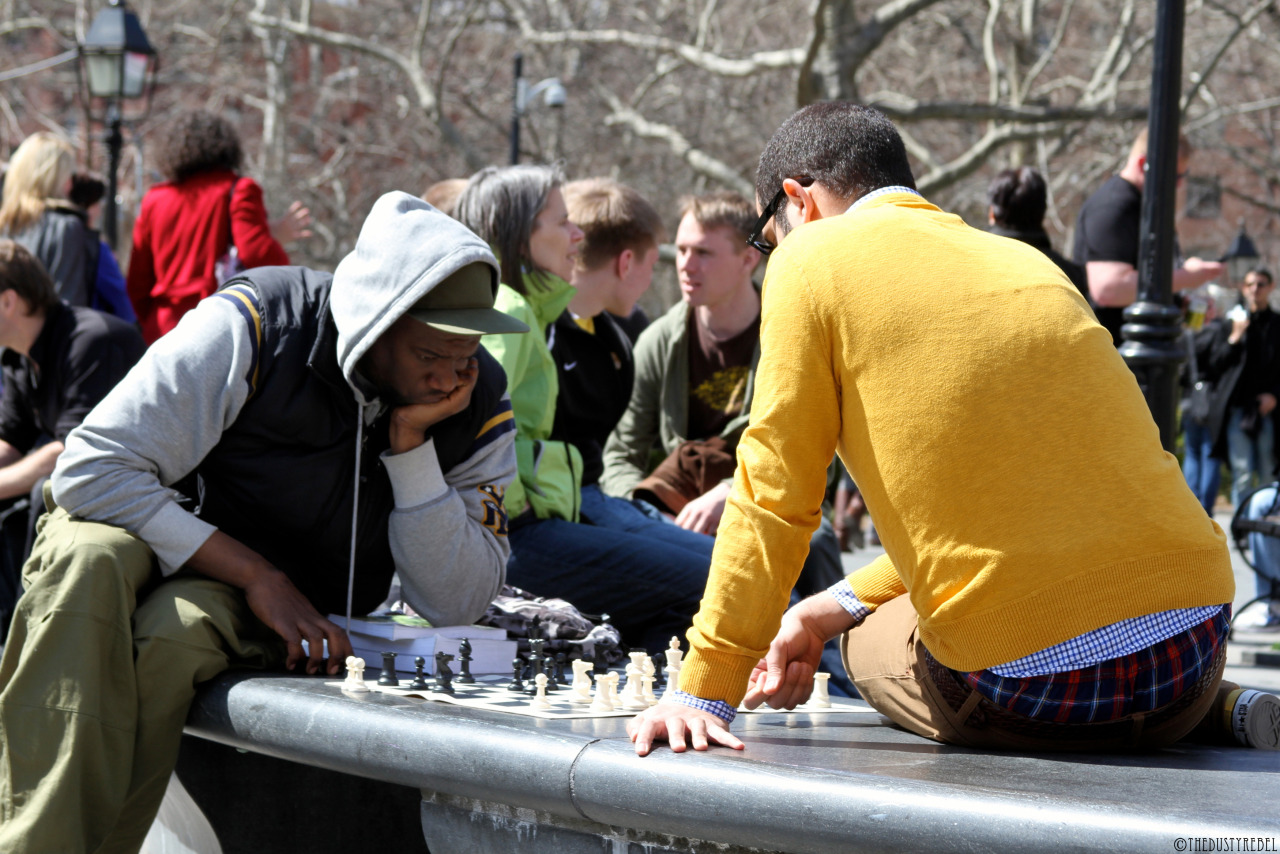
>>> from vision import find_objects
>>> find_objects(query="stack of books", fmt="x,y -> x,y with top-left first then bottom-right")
330,613 -> 515,675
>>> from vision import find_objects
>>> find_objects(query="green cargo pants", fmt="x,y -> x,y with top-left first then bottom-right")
0,505 -> 285,854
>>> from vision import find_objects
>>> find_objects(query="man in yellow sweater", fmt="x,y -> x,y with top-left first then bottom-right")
629,102 -> 1279,755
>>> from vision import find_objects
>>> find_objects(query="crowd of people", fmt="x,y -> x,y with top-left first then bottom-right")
0,101 -> 1277,853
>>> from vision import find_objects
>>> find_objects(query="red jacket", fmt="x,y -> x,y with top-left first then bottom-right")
127,170 -> 289,343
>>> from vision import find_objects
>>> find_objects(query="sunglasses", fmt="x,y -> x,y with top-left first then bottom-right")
745,177 -> 813,256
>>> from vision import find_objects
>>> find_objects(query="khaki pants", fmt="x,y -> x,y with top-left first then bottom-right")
842,595 -> 1230,752
0,507 -> 284,854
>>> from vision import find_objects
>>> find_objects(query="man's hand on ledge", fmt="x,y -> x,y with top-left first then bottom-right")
627,702 -> 744,756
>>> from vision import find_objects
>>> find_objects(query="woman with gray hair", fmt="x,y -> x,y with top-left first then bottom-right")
457,164 -> 714,654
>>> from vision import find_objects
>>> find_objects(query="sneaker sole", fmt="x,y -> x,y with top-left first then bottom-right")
1244,692 -> 1280,750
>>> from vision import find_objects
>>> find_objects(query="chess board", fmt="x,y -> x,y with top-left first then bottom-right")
327,673 -> 877,720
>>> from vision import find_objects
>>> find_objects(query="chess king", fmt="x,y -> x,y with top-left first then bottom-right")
0,193 -> 527,853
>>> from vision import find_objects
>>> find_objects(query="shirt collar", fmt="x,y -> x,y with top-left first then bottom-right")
845,185 -> 922,215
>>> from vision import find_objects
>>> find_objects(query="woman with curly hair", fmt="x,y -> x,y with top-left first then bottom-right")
126,110 -> 311,343
0,132 -> 126,313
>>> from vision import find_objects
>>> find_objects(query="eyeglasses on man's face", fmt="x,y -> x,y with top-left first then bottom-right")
746,178 -> 813,256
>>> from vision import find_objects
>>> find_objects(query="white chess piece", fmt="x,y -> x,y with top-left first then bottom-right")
570,660 -> 594,705
809,672 -> 831,709
605,672 -> 622,709
641,674 -> 657,707
622,653 -> 649,710
590,672 -> 613,713
531,673 -> 552,709
664,637 -> 683,672
342,656 -> 369,693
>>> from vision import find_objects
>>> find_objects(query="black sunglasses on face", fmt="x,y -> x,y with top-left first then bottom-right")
746,178 -> 813,256
746,187 -> 789,256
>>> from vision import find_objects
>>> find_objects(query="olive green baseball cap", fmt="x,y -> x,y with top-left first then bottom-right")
407,262 -> 529,335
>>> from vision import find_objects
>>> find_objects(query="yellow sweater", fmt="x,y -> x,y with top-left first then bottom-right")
680,193 -> 1234,707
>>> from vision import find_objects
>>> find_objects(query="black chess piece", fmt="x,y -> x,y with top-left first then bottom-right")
508,657 -> 525,692
542,655 -> 558,692
527,651 -> 545,695
456,638 -> 475,684
377,651 -> 399,687
529,615 -> 543,641
529,638 -> 546,663
651,653 -> 665,692
553,652 -> 568,685
409,656 -> 430,690
433,652 -> 455,694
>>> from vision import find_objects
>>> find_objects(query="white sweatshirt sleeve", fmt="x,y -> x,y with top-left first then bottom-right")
51,297 -> 255,575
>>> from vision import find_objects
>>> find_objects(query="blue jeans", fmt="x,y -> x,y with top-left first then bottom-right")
1246,486 -> 1280,602
1181,417 -> 1221,513
1226,406 -> 1276,507
507,486 -> 714,652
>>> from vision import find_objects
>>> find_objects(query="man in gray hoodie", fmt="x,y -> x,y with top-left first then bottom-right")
0,192 -> 527,854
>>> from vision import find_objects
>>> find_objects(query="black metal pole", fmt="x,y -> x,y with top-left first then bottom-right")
102,103 -> 123,252
509,53 -> 523,166
1118,0 -> 1185,452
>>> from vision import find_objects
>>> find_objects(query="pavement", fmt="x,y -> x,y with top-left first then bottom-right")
840,507 -> 1280,694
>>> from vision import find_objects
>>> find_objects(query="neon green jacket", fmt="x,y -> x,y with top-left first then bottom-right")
482,276 -> 582,521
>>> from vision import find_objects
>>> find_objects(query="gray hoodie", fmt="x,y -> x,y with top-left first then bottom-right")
52,192 -> 516,627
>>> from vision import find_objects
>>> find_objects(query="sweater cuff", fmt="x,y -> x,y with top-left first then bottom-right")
828,579 -> 872,622
668,690 -> 736,724
381,437 -> 447,509
137,500 -> 218,576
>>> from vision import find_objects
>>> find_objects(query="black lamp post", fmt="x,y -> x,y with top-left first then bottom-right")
77,0 -> 158,251
1222,220 -> 1262,286
509,53 -> 566,165
1118,0 -> 1186,452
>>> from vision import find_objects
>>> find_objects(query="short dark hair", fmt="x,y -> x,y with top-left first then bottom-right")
0,239 -> 59,314
987,166 -> 1047,232
1247,267 -> 1274,286
755,103 -> 915,222
156,111 -> 243,184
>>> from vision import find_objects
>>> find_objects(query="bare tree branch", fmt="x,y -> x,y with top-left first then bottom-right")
510,24 -> 804,77
597,89 -> 752,197
1181,0 -> 1274,113
870,100 -> 1147,123
916,125 -> 1051,194
246,9 -> 485,171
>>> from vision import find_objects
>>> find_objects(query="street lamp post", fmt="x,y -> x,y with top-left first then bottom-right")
1222,220 -> 1262,286
509,53 -> 567,165
1118,0 -> 1186,452
77,0 -> 158,251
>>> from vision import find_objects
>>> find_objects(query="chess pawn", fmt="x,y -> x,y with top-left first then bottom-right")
569,659 -> 593,705
531,673 -> 552,710
409,656 -> 431,691
342,656 -> 369,693
606,672 -> 622,708
809,672 -> 832,709
509,657 -> 526,692
590,672 -> 613,713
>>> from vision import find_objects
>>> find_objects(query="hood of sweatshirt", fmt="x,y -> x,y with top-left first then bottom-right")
330,191 -> 503,405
